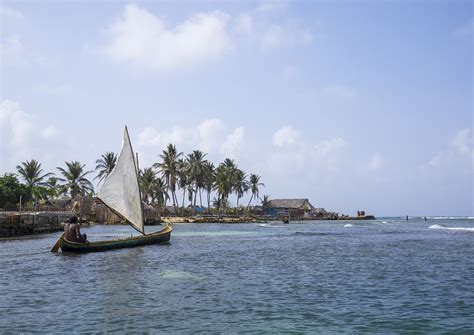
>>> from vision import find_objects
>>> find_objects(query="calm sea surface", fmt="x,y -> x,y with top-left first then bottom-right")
0,218 -> 473,333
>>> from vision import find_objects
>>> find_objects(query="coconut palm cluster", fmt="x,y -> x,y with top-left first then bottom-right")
3,144 -> 265,213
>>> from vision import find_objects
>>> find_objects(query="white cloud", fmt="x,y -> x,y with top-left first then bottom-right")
137,126 -> 189,147
102,4 -> 232,72
0,6 -> 24,19
452,128 -> 472,155
41,125 -> 58,140
197,118 -> 226,152
268,125 -> 348,178
0,100 -> 60,170
0,99 -> 33,146
369,152 -> 385,171
0,34 -> 27,66
428,128 -> 473,167
235,14 -> 253,34
221,127 -> 244,158
100,3 -> 312,72
137,118 -> 244,160
272,125 -> 301,147
314,138 -> 346,157
256,0 -> 288,13
237,1 -> 312,50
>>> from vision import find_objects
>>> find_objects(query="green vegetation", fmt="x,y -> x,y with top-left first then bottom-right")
1,144 -> 265,213
16,159 -> 53,190
94,152 -> 117,184
56,161 -> 94,197
0,174 -> 30,207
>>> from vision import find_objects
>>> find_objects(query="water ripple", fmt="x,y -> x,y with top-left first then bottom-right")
0,220 -> 473,332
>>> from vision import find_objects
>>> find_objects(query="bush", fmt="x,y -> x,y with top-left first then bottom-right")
0,174 -> 31,207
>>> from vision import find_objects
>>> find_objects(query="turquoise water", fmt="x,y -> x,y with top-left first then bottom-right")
0,218 -> 473,333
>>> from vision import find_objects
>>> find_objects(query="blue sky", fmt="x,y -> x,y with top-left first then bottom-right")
1,0 -> 472,216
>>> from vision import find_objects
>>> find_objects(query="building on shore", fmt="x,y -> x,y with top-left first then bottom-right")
264,198 -> 321,219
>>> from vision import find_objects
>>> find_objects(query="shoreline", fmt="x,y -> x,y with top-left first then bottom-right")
0,211 -> 376,238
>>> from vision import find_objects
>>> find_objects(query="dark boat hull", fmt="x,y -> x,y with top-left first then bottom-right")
59,225 -> 172,253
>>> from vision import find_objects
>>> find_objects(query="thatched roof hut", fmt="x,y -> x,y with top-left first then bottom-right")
265,198 -> 318,219
267,199 -> 317,211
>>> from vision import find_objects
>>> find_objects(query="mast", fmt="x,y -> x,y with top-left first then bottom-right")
125,126 -> 145,235
135,150 -> 146,235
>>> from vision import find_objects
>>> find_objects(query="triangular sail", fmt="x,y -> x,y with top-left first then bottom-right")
97,127 -> 144,234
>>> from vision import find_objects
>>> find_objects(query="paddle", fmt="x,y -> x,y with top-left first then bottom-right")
50,234 -> 63,252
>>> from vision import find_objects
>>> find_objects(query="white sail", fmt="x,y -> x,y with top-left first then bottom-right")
97,127 -> 144,234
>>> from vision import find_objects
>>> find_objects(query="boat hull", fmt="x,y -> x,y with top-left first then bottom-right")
59,225 -> 172,253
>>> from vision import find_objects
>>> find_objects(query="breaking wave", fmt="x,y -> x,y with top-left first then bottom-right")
428,217 -> 474,220
429,224 -> 474,232
158,270 -> 198,279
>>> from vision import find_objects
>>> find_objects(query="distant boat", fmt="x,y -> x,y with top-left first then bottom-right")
53,126 -> 172,253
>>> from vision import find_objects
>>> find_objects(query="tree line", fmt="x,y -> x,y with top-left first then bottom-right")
0,144 -> 267,213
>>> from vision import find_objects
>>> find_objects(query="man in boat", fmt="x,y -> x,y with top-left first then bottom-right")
64,215 -> 88,243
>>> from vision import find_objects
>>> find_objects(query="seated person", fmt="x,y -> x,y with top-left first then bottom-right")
63,215 -> 88,243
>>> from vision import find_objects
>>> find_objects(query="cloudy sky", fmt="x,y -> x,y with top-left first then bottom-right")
1,0 -> 472,216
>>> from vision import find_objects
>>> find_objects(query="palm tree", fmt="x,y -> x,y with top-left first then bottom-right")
186,150 -> 207,211
44,176 -> 60,198
154,144 -> 182,213
16,159 -> 53,189
213,159 -> 237,212
212,197 -> 229,210
261,195 -> 271,211
152,177 -> 168,209
56,161 -> 94,197
139,167 -> 157,204
94,152 -> 117,184
203,161 -> 215,213
246,174 -> 264,211
176,158 -> 188,210
139,167 -> 168,209
234,169 -> 249,209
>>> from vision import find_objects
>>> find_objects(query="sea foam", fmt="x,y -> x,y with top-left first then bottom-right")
429,224 -> 474,232
429,216 -> 474,220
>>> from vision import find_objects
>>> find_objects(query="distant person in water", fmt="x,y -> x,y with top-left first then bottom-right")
406,215 -> 409,221
64,215 -> 88,243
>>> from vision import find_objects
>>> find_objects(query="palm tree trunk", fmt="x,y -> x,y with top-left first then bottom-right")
173,191 -> 179,214
218,194 -> 222,217
193,184 -> 197,215
246,194 -> 254,212
199,189 -> 203,208
207,190 -> 211,214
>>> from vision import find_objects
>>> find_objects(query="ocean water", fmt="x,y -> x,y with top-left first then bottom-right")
0,218 -> 473,333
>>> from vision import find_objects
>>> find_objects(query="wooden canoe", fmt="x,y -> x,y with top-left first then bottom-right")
59,224 -> 172,253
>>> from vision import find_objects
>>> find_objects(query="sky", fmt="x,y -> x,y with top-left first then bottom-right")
0,0 -> 472,216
